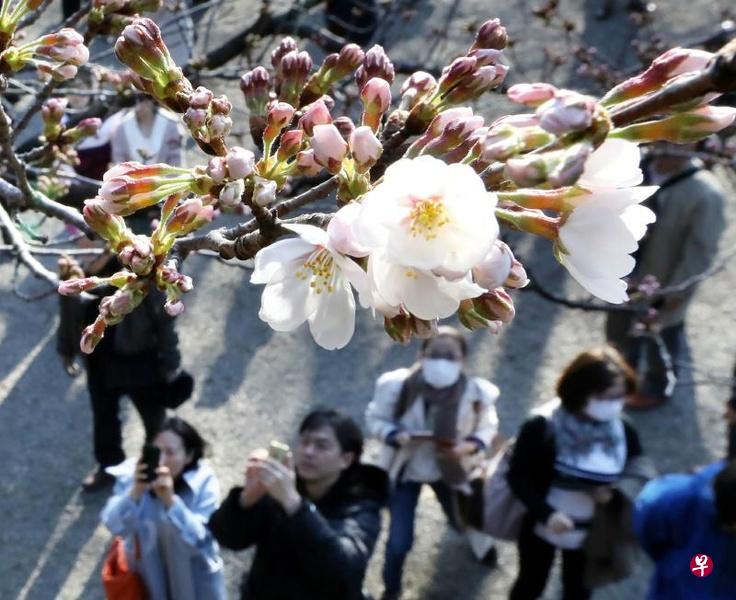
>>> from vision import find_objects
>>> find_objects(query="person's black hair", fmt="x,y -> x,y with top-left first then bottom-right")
556,346 -> 637,413
420,325 -> 468,357
157,416 -> 209,473
714,459 -> 736,527
299,408 -> 363,464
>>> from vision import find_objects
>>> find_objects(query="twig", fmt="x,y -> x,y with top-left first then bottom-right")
0,201 -> 58,287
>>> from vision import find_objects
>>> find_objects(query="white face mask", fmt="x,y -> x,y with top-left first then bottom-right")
585,397 -> 625,422
421,358 -> 462,388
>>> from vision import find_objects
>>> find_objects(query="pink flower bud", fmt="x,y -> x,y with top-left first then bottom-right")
468,48 -> 504,67
207,157 -> 227,183
472,241 -> 514,290
164,299 -> 185,316
267,101 -> 296,129
80,317 -> 106,353
58,277 -> 101,296
225,146 -> 256,179
51,64 -> 78,81
183,107 -> 207,129
189,86 -> 213,108
356,45 -> 395,89
400,71 -> 438,99
473,288 -> 515,323
295,149 -> 323,176
537,91 -> 596,136
271,37 -> 299,70
334,44 -> 365,78
299,99 -> 332,136
311,124 -> 348,174
276,129 -> 304,162
470,18 -> 508,51
507,83 -> 557,107
361,77 -> 391,113
211,95 -> 231,115
240,66 -> 271,114
438,56 -> 477,93
349,126 -> 383,172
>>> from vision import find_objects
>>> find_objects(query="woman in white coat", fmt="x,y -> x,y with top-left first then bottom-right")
365,326 -> 500,600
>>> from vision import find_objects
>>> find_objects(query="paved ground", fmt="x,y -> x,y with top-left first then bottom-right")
1,0 -> 735,599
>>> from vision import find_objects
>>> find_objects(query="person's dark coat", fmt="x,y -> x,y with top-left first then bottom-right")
208,463 -> 389,600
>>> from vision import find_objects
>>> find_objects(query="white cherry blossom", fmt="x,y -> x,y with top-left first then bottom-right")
355,155 -> 498,273
251,223 -> 369,349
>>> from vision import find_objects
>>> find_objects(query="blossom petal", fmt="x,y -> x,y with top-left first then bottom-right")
283,223 -> 330,247
307,278 -> 356,349
578,138 -> 643,189
561,256 -> 629,304
251,238 -> 313,284
258,278 -> 311,330
619,204 -> 656,242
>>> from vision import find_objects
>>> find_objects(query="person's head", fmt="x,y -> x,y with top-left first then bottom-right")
153,417 -> 208,479
294,408 -> 363,484
714,460 -> 736,533
134,94 -> 157,120
419,326 -> 468,388
556,346 -> 636,421
644,141 -> 693,174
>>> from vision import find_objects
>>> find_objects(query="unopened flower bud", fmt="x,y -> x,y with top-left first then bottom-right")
400,71 -> 438,109
473,288 -> 515,323
164,299 -> 185,316
263,102 -> 296,146
253,176 -> 277,206
360,77 -> 392,132
240,66 -> 271,115
80,317 -> 106,353
506,258 -> 529,289
295,149 -> 323,176
614,105 -> 736,144
279,50 -> 313,105
349,126 -> 382,172
472,241 -> 514,290
356,45 -> 395,89
58,276 -> 102,296
206,156 -> 227,183
470,18 -> 508,51
507,83 -> 557,107
311,124 -> 348,174
189,86 -> 213,108
225,146 -> 256,179
437,56 -> 477,95
82,199 -> 129,244
218,179 -> 245,209
537,91 -> 596,136
276,129 -> 304,162
270,36 -> 298,70
299,99 -> 332,136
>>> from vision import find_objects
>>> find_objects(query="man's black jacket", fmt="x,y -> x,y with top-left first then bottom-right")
209,463 -> 388,600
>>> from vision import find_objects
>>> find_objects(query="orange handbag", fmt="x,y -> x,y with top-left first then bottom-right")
101,535 -> 148,600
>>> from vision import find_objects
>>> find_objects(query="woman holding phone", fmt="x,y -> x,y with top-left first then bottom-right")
100,417 -> 226,599
365,326 -> 501,600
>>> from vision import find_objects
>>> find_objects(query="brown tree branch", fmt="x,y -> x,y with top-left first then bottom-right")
0,201 -> 58,286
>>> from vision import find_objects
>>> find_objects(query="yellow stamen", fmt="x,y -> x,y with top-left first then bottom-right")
408,195 -> 449,240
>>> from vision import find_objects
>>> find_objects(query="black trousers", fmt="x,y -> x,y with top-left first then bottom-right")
509,517 -> 591,600
728,422 -> 736,461
88,373 -> 166,467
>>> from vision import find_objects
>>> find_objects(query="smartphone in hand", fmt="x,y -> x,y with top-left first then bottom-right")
268,440 -> 290,464
141,444 -> 161,482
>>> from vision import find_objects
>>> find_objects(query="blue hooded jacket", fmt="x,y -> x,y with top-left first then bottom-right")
634,461 -> 736,600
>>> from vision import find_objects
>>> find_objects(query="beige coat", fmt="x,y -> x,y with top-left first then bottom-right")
631,167 -> 726,328
365,367 -> 499,486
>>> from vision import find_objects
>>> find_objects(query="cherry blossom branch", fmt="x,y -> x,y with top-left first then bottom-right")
0,201 -> 58,286
610,38 -> 736,127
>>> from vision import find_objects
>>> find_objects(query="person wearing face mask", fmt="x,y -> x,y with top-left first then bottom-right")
365,326 -> 500,600
507,346 -> 650,600
100,417 -> 225,600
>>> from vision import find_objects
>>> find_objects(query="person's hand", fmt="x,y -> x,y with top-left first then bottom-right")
61,354 -> 81,377
129,460 -> 151,501
152,465 -> 175,508
546,511 -> 575,534
592,486 -> 614,504
239,448 -> 269,508
393,431 -> 412,447
251,454 -> 301,516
